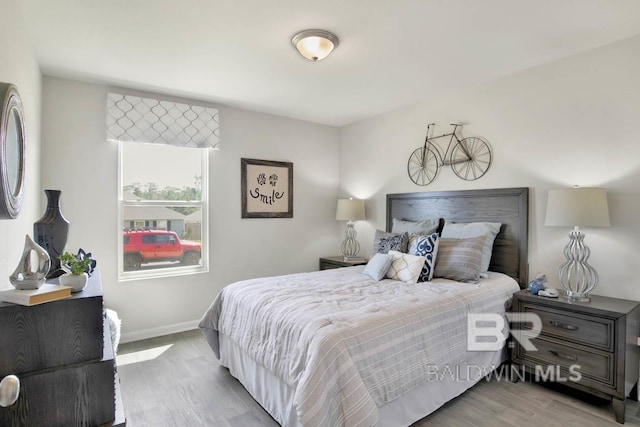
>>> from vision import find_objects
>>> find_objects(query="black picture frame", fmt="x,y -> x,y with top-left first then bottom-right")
241,158 -> 293,218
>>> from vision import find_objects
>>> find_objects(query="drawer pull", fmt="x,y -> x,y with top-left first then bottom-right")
549,350 -> 578,362
0,375 -> 20,407
549,320 -> 578,331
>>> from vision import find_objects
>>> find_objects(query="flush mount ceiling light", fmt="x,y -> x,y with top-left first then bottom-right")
291,29 -> 339,61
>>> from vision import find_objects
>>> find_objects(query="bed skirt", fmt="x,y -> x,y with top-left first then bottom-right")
218,332 -> 506,427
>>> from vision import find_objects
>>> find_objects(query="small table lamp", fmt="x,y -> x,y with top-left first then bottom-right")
545,187 -> 610,301
336,198 -> 366,258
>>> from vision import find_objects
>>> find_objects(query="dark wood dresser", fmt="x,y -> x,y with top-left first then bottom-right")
511,290 -> 639,423
0,271 -> 125,426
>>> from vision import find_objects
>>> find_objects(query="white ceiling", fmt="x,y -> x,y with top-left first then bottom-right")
20,0 -> 640,127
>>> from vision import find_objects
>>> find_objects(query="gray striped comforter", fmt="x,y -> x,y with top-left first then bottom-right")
199,266 -> 519,427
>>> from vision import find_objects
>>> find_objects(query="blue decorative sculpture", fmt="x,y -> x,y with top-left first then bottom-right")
528,279 -> 544,295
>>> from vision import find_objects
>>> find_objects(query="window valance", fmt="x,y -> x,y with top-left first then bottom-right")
106,92 -> 220,149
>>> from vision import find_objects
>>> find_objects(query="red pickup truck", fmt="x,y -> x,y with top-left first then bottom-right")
123,230 -> 201,270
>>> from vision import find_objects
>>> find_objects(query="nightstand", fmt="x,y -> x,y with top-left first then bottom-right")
511,290 -> 639,423
319,256 -> 368,270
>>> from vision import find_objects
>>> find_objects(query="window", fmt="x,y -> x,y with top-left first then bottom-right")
141,235 -> 155,244
107,91 -> 218,281
118,142 -> 208,280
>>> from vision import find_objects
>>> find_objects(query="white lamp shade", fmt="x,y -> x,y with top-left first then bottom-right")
545,188 -> 610,227
336,199 -> 365,221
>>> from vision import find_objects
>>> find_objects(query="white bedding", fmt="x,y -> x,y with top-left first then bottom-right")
199,266 -> 519,427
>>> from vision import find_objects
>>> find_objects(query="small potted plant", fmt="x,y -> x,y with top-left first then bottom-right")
58,252 -> 92,292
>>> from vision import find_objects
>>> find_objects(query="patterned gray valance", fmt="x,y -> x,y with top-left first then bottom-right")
106,92 -> 220,149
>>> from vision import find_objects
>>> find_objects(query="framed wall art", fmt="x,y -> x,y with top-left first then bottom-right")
241,158 -> 293,218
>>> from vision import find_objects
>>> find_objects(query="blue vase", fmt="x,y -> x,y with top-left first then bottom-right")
528,280 -> 544,295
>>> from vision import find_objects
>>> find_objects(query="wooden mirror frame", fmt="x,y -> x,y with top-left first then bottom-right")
0,83 -> 26,219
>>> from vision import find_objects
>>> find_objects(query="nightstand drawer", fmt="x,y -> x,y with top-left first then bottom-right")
521,303 -> 614,351
319,256 -> 368,270
320,261 -> 341,270
518,335 -> 614,386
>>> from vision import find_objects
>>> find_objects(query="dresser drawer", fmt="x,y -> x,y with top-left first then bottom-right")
0,292 -> 104,377
517,335 -> 615,387
521,303 -> 614,351
0,358 -> 116,427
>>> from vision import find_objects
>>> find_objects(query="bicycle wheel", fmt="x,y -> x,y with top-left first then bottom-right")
407,142 -> 439,186
450,137 -> 492,181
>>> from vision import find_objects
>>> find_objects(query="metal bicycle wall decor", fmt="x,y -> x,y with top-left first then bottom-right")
407,123 -> 492,186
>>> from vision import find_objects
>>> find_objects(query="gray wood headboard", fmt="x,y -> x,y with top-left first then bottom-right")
386,187 -> 529,288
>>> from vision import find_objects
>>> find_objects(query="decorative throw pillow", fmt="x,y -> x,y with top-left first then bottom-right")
408,233 -> 435,253
377,232 -> 409,254
385,250 -> 426,284
391,218 -> 440,235
433,236 -> 485,283
372,230 -> 398,253
409,233 -> 439,282
441,222 -> 501,273
362,253 -> 394,281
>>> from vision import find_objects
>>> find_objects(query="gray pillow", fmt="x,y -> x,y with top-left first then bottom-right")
362,253 -> 394,281
441,222 -> 501,273
391,218 -> 440,235
433,236 -> 485,283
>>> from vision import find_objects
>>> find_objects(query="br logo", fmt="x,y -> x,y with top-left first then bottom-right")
467,313 -> 542,352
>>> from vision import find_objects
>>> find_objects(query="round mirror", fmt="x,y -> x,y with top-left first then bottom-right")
6,108 -> 23,195
0,83 -> 26,219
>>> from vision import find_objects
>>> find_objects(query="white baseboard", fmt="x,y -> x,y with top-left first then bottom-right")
120,320 -> 200,344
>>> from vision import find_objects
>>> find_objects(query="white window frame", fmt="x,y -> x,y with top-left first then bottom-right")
117,142 -> 209,281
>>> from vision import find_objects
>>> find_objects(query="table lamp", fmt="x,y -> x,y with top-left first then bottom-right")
545,187 -> 610,301
336,198 -> 366,258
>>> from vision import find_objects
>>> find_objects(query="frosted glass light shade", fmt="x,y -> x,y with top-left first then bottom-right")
292,30 -> 339,61
545,188 -> 610,227
336,199 -> 365,221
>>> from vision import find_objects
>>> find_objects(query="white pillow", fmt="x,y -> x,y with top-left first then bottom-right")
441,222 -> 501,273
385,250 -> 426,284
362,253 -> 394,281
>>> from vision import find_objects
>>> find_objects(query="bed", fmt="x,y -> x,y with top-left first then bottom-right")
200,187 -> 529,427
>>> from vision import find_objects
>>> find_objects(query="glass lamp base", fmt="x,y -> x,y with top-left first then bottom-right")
340,221 -> 360,257
566,291 -> 591,302
558,227 -> 597,304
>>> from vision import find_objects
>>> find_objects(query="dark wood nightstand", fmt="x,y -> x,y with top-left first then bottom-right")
319,256 -> 368,270
511,290 -> 639,423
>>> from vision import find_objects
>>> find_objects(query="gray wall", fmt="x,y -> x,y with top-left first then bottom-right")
0,0 -> 42,281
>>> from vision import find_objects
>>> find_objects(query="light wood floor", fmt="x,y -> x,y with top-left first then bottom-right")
117,330 -> 640,426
